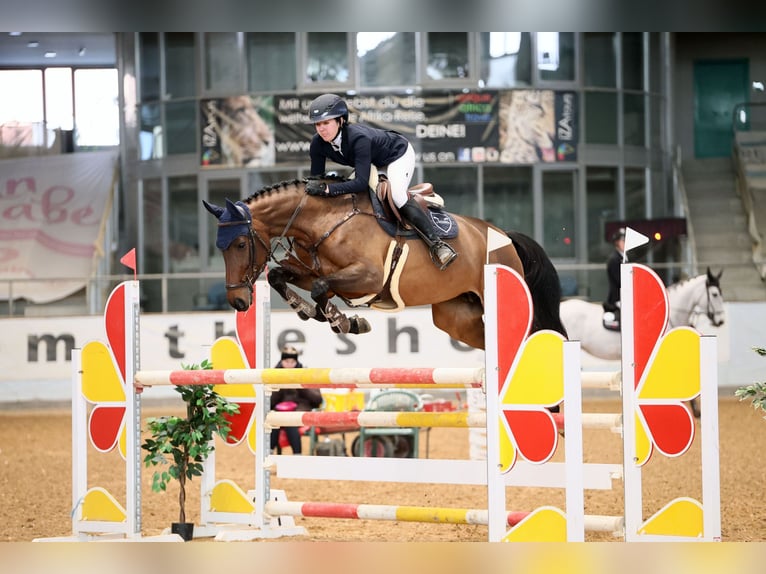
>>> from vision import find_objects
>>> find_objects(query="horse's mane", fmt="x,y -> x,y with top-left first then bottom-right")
243,173 -> 349,203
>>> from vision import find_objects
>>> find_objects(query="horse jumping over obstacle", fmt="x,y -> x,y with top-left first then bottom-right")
203,175 -> 567,350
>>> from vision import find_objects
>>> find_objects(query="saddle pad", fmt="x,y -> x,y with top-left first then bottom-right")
368,189 -> 459,240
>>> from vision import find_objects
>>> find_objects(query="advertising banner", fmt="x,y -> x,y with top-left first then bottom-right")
205,90 -> 578,168
0,150 -> 117,303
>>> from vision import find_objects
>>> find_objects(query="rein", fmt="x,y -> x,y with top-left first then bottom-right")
670,279 -> 720,328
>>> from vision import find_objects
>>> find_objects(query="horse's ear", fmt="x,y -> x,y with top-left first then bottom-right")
202,199 -> 224,220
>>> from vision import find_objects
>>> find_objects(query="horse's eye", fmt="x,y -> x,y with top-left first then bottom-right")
238,240 -> 247,249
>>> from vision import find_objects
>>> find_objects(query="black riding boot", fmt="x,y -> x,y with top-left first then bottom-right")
399,199 -> 457,270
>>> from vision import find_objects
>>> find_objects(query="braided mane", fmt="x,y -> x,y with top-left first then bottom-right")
243,173 -> 349,202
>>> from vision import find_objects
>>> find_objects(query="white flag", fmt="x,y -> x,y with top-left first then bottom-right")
486,228 -> 513,262
623,226 -> 649,262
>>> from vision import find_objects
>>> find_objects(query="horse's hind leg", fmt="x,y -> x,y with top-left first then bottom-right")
431,296 -> 485,350
310,278 -> 371,335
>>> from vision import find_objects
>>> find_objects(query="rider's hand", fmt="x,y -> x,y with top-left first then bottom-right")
305,180 -> 328,196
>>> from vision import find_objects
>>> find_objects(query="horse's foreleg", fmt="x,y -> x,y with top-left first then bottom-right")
267,267 -> 324,322
310,278 -> 371,335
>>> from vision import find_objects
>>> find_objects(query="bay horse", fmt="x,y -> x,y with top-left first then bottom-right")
203,175 -> 566,350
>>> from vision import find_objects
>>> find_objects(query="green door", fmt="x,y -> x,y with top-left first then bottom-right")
694,59 -> 749,158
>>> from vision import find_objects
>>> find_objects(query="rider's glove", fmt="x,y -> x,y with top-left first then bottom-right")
305,180 -> 328,196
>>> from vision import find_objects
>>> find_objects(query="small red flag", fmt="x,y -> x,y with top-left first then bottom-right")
120,248 -> 137,279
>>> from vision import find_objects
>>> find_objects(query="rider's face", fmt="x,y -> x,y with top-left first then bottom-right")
315,118 -> 340,142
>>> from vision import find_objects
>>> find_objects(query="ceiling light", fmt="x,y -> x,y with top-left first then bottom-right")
9,32 -> 22,36
78,47 -> 86,56
27,40 -> 39,48
44,51 -> 56,58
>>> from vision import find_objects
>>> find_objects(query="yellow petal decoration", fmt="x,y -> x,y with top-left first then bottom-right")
81,341 -> 125,403
209,479 -> 255,514
80,487 -> 127,522
502,506 -> 567,542
639,327 -> 700,401
498,416 -> 517,473
211,337 -> 255,398
502,331 -> 565,407
634,410 -> 652,466
638,497 -> 704,537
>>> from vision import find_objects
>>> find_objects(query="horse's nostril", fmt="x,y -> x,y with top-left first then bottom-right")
232,298 -> 249,312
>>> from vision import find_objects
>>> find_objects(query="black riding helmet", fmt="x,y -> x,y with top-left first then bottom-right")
308,94 -> 348,123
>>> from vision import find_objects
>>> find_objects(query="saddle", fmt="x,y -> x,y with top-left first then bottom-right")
367,172 -> 458,240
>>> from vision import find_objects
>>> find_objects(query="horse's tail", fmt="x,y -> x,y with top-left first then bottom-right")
506,231 -> 568,339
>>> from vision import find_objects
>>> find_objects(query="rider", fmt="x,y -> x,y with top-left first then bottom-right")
602,227 -> 625,330
304,93 -> 457,270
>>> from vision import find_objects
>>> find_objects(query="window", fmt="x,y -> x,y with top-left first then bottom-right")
622,32 -> 644,91
165,33 -> 196,98
0,70 -> 44,146
584,33 -> 617,88
585,167 -> 618,262
205,32 -> 242,93
358,33 -> 416,87
483,166 -> 533,235
74,69 -> 119,147
542,170 -> 576,258
421,166 -> 478,217
247,33 -> 297,91
426,33 -> 469,80
168,176 -> 199,273
537,32 -> 575,82
585,92 -> 618,144
306,33 -> 349,84
165,100 -> 197,155
138,32 -> 160,101
479,33 -> 531,88
625,168 -> 646,221
44,68 -> 73,131
624,93 -> 645,146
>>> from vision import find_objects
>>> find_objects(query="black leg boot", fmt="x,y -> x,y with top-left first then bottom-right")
398,199 -> 457,270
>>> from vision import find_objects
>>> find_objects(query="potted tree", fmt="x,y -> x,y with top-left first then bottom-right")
141,359 -> 239,541
736,347 -> 766,417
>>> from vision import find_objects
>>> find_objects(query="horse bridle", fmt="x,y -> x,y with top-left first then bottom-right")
688,279 -> 722,328
217,219 -> 271,293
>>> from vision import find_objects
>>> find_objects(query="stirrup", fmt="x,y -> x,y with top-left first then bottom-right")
430,243 -> 457,270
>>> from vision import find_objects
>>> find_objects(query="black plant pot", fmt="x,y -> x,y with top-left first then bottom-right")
171,522 -> 194,541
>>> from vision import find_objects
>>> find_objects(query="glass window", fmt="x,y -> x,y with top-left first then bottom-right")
358,33 -> 416,87
139,103 -> 161,160
165,100 -> 197,155
585,92 -> 617,144
306,33 -> 349,84
478,32 -> 531,88
426,32 -> 469,80
542,170 -> 575,259
205,32 -> 242,93
44,68 -> 73,131
247,170 -> 300,196
624,93 -> 645,146
650,94 -> 663,150
0,70 -> 43,124
537,32 -> 575,82
140,178 -> 164,312
247,33 -> 297,91
138,32 -> 160,101
622,32 -> 643,91
585,167 -> 618,262
625,167 -> 646,221
74,69 -> 119,147
168,176 -> 199,273
483,166 -> 533,235
165,32 -> 196,98
584,33 -> 616,88
421,166 -> 478,217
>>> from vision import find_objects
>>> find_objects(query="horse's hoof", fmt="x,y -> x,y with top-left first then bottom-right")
350,316 -> 372,334
297,311 -> 311,321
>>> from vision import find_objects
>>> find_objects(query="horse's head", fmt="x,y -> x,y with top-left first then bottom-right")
704,267 -> 725,327
203,198 -> 270,311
